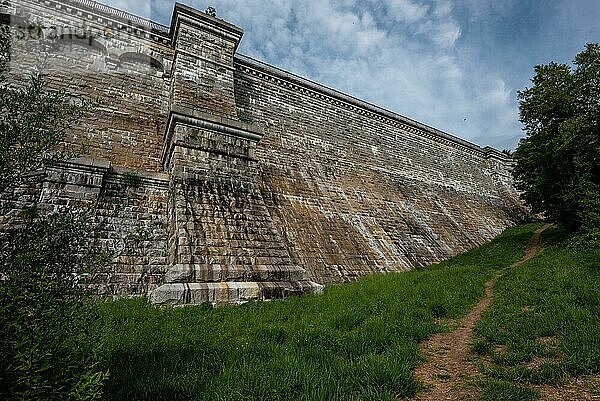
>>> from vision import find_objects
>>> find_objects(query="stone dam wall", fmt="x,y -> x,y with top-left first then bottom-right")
1,0 -> 527,305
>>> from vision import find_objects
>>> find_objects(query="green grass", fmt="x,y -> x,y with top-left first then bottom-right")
480,379 -> 539,401
98,223 -> 541,401
474,226 -> 600,400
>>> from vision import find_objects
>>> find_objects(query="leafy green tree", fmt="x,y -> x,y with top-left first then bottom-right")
514,43 -> 600,232
0,25 -> 108,400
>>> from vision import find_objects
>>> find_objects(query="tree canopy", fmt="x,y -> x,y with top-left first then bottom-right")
514,43 -> 600,232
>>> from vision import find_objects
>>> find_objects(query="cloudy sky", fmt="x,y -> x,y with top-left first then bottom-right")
101,0 -> 599,150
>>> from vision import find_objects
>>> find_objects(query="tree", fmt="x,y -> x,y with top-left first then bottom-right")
0,25 -> 108,400
514,43 -> 600,232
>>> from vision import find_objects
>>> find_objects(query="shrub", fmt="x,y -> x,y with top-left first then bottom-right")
0,25 -> 108,400
0,211 -> 109,401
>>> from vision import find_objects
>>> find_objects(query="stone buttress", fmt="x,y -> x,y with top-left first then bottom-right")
150,4 -> 322,305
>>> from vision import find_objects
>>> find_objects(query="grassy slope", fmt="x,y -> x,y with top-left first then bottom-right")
474,227 -> 600,400
99,223 -> 540,401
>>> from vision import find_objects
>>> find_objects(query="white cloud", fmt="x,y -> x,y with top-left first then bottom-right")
482,79 -> 512,107
385,0 -> 428,23
100,0 -> 523,149
433,1 -> 453,18
418,19 -> 461,48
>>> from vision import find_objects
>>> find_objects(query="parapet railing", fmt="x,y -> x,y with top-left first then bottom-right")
69,0 -> 169,32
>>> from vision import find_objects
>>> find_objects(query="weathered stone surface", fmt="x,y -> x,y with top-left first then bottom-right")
150,281 -> 324,306
1,0 -> 528,305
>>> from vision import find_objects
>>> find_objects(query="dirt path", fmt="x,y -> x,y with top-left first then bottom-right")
410,225 -> 550,401
535,376 -> 600,400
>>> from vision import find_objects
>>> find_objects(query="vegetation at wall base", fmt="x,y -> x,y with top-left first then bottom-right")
98,223 -> 541,401
0,211 -> 109,401
98,222 -> 600,401
473,225 -> 600,400
0,26 -> 108,400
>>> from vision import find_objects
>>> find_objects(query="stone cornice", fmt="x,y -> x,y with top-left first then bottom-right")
9,0 -> 171,45
234,54 -> 502,158
161,111 -> 264,171
169,2 -> 243,51
110,166 -> 170,188
482,146 -> 513,162
49,158 -> 170,188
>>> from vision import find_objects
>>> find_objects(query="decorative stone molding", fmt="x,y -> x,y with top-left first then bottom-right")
234,55 -> 486,157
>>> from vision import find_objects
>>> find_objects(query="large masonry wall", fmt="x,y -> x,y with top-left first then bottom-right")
234,58 -> 522,282
2,0 -> 527,304
7,0 -> 172,172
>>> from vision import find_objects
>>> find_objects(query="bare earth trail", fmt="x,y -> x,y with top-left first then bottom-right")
535,376 -> 600,400
409,224 -> 550,401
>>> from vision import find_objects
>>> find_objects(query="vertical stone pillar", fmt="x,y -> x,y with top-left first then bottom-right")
483,147 -> 516,191
168,3 -> 241,119
151,5 -> 322,305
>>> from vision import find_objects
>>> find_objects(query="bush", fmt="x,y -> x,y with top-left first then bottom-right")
0,211 -> 109,401
0,25 -> 108,400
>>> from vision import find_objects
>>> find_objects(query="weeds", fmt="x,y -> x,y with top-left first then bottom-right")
98,223 -> 541,401
474,225 -> 600,399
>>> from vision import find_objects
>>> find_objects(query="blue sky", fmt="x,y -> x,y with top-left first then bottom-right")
102,0 -> 599,150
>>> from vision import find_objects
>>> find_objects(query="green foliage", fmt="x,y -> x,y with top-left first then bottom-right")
98,223 -> 540,401
480,379 -> 539,401
474,226 -> 600,395
0,27 -> 107,400
70,370 -> 110,401
514,43 -> 600,232
567,228 -> 600,250
121,170 -> 141,188
0,25 -> 90,192
0,212 -> 109,401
